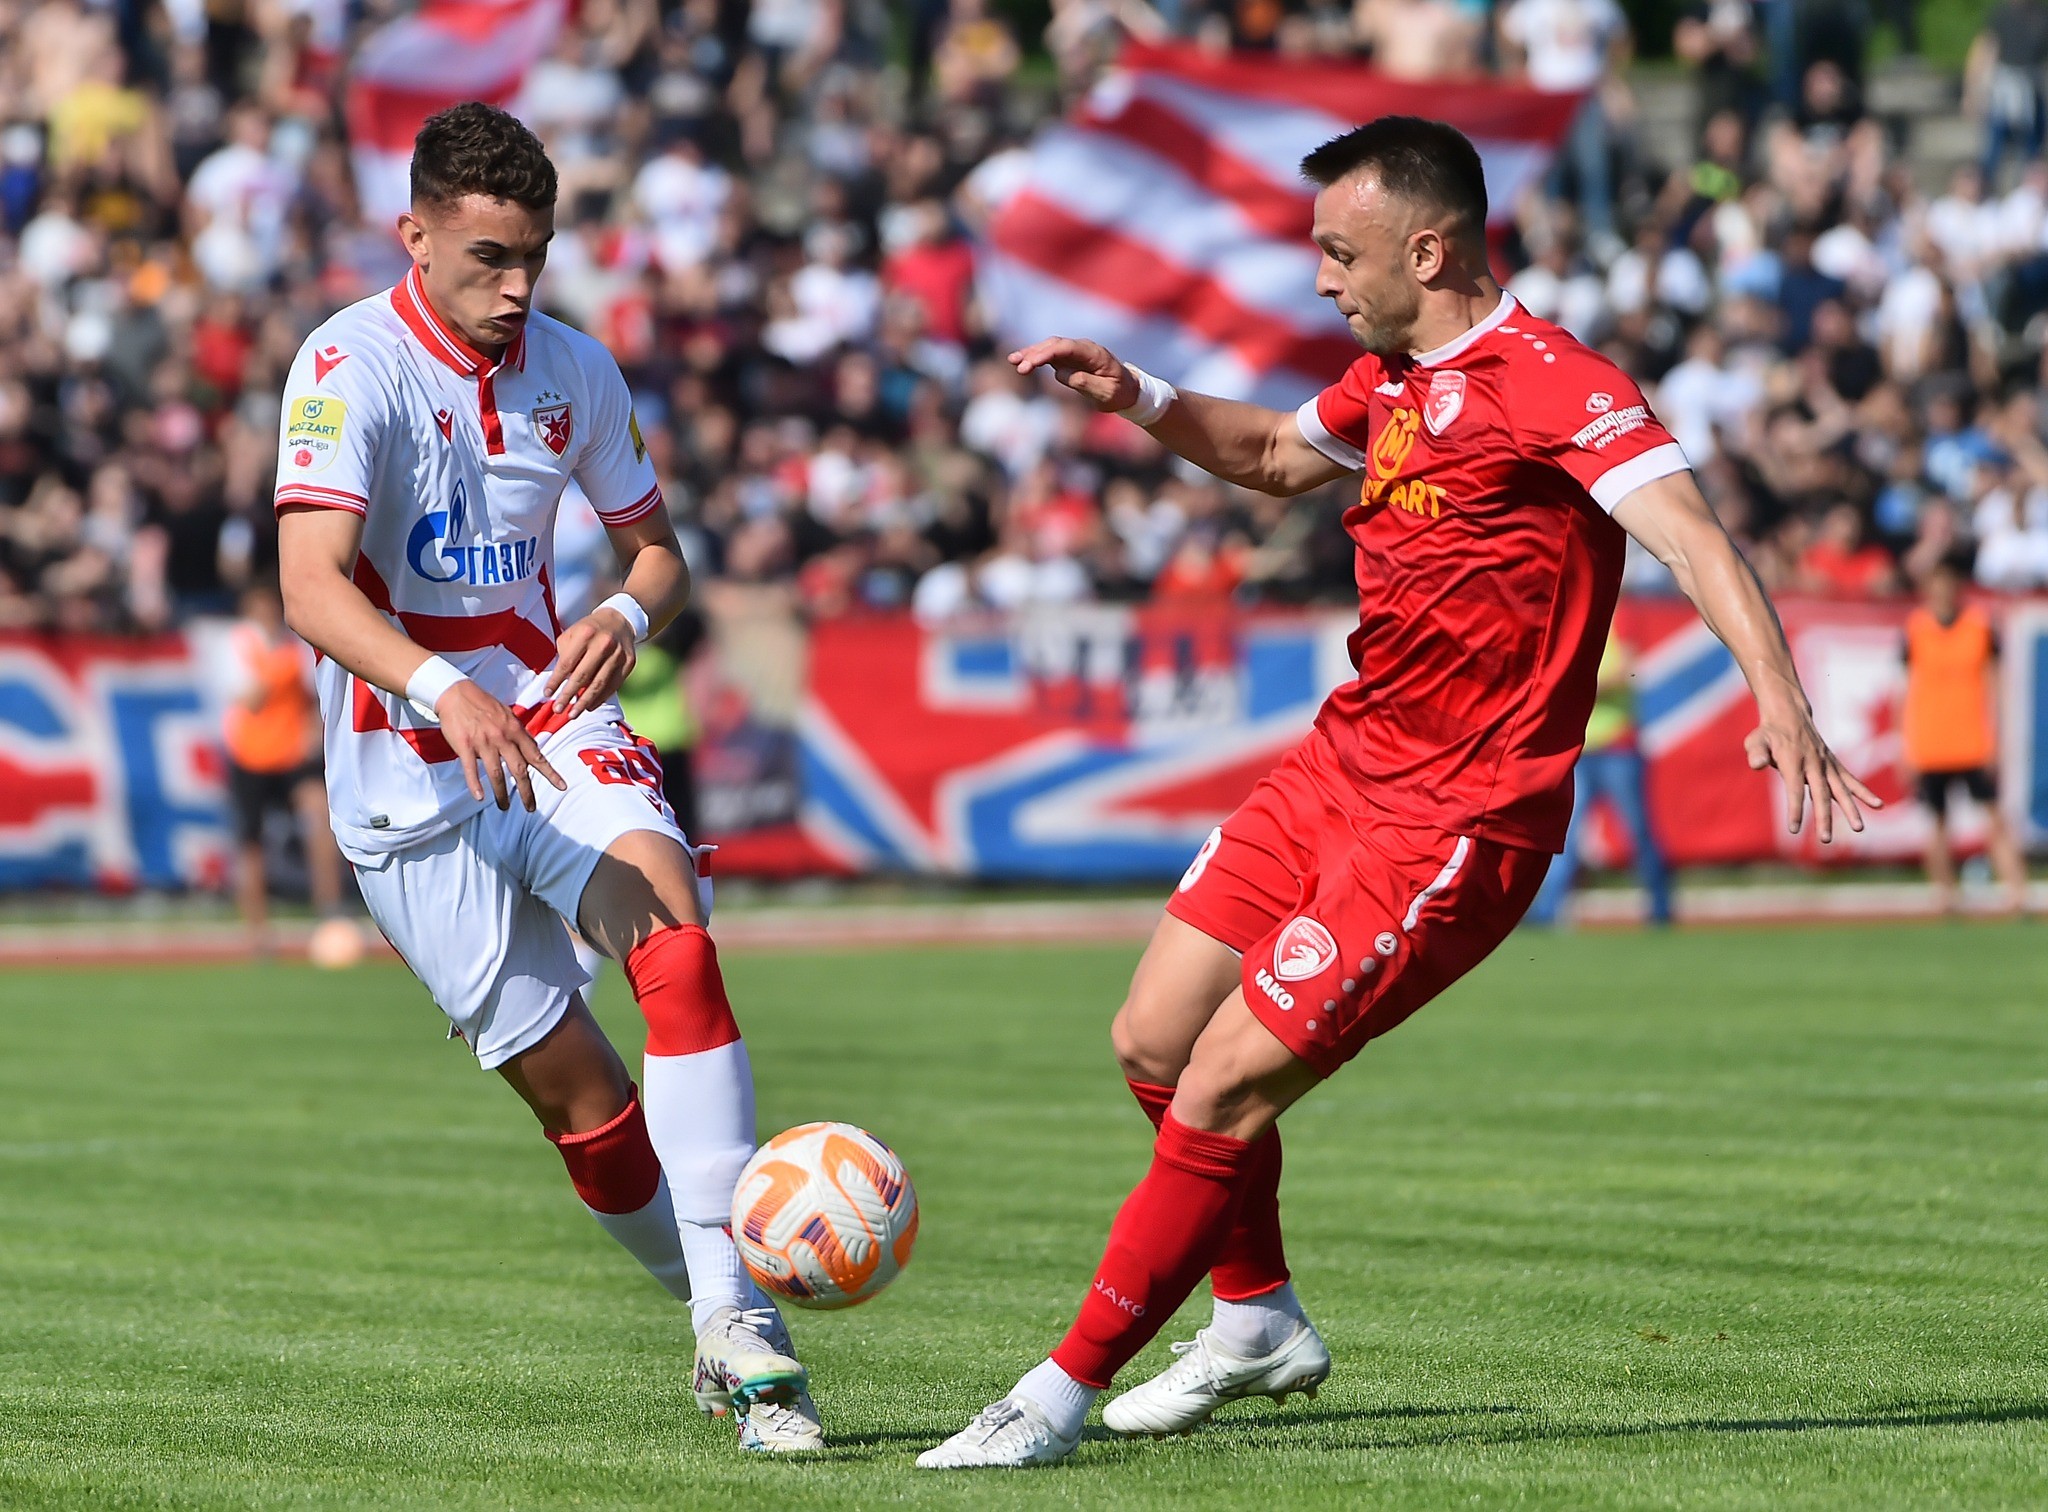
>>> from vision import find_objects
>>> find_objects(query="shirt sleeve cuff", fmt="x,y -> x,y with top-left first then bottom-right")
593,484 -> 663,526
1588,442 -> 1689,513
1294,396 -> 1365,472
274,484 -> 368,516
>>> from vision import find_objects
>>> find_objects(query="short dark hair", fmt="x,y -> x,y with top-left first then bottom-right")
410,102 -> 557,210
1299,117 -> 1487,238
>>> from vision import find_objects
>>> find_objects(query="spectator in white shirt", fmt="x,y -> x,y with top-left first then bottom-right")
1971,459 -> 2048,588
1499,0 -> 1630,251
633,129 -> 733,274
185,105 -> 297,291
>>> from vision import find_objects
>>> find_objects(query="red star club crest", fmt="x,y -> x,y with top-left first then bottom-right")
1423,370 -> 1465,436
533,402 -> 572,457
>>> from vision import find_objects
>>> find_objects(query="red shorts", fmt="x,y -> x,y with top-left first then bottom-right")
1165,727 -> 1550,1078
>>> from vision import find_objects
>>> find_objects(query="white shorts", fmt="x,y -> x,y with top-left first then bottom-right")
353,717 -> 703,1070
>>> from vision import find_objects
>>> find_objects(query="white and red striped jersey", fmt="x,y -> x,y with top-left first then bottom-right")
274,265 -> 663,859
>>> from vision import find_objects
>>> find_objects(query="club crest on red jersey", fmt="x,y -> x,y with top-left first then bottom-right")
533,402 -> 573,456
1273,916 -> 1339,982
1423,370 -> 1465,436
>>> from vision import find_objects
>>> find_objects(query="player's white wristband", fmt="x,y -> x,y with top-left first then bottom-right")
1118,363 -> 1178,428
597,591 -> 650,643
405,655 -> 469,722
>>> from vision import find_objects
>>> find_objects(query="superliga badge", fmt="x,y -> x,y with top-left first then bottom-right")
285,396 -> 348,472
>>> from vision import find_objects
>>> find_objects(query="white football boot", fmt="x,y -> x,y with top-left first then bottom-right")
735,1387 -> 825,1453
694,1303 -> 809,1417
1101,1321 -> 1330,1436
915,1396 -> 1081,1469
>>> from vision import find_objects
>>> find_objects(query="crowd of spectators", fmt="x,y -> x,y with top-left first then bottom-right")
5,0 -> 2048,637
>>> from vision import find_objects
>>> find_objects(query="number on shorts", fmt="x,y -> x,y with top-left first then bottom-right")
1178,826 -> 1223,893
580,744 -> 664,792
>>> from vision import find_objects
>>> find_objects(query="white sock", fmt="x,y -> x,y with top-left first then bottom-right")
582,1174 -> 692,1302
679,1220 -> 752,1331
642,1040 -> 759,1330
1011,1357 -> 1097,1440
1210,1281 -> 1305,1358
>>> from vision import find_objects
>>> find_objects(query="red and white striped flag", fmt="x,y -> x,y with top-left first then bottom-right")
979,43 -> 1582,406
344,0 -> 569,227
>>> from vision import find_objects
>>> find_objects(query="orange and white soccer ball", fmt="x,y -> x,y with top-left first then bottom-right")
730,1122 -> 918,1310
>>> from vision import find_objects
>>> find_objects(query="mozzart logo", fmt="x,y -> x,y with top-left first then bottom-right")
407,481 -> 540,586
1363,406 -> 1451,519
285,395 -> 347,473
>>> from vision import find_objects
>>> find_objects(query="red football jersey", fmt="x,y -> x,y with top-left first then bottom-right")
1294,292 -> 1688,852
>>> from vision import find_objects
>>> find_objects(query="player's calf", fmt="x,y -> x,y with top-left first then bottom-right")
501,1005 -> 697,1302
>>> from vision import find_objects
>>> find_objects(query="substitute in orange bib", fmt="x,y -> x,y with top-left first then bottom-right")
222,577 -> 346,953
918,115 -> 1880,1471
1902,560 -> 2028,914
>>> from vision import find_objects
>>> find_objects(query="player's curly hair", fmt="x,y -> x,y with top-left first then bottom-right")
410,102 -> 558,210
1300,117 -> 1486,240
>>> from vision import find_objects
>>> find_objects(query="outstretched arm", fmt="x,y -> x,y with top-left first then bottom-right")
1611,471 -> 1881,842
1009,337 -> 1351,496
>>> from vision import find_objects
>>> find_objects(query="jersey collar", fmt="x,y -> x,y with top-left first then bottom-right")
392,265 -> 527,378
1412,290 -> 1518,368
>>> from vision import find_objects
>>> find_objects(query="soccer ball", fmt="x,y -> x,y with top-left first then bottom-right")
730,1122 -> 918,1310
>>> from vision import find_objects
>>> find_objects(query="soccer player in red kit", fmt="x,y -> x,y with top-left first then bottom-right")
918,117 -> 1880,1469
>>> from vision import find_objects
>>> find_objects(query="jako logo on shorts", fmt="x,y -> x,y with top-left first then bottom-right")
408,480 -> 539,586
1273,916 -> 1339,981
1254,967 -> 1296,1010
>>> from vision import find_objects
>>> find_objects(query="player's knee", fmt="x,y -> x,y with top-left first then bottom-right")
1167,1049 -> 1259,1135
581,831 -> 703,957
1111,997 -> 1183,1086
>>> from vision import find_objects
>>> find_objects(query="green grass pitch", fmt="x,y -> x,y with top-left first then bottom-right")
3,920 -> 2046,1509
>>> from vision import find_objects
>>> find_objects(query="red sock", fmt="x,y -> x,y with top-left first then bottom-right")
1127,1079 -> 1291,1302
546,1087 -> 663,1213
625,924 -> 740,1055
1050,1111 -> 1257,1388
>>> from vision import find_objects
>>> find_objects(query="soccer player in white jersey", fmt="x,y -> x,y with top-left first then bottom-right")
273,103 -> 822,1453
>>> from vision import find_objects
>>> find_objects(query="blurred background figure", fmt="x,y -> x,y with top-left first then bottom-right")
1901,561 -> 2030,914
1526,626 -> 1674,928
617,611 -> 705,840
221,578 -> 352,959
1967,0 -> 2048,189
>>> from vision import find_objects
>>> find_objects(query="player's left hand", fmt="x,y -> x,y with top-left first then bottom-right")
547,608 -> 637,716
1744,707 -> 1882,844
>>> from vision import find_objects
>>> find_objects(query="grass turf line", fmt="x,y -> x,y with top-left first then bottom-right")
1,922 -> 2044,1509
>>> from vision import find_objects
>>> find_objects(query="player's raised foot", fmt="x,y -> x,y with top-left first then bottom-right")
694,1303 -> 807,1418
1101,1321 -> 1331,1437
736,1387 -> 825,1453
915,1396 -> 1080,1469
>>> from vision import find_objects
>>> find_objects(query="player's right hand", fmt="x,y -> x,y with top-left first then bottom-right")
1009,338 -> 1138,412
436,681 -> 567,812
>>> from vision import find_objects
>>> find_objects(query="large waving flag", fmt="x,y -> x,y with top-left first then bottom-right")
978,43 -> 1582,406
344,0 -> 569,227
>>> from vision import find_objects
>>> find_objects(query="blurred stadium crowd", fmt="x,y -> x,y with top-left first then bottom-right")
4,0 -> 2048,637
